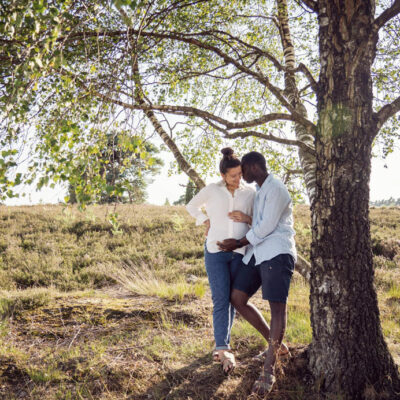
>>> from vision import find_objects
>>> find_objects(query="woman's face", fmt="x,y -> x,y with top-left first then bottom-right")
221,165 -> 242,188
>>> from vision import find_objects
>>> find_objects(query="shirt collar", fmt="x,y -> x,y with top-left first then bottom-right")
217,180 -> 246,190
256,174 -> 273,192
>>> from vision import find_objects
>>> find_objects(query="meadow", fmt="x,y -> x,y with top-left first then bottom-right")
0,204 -> 399,399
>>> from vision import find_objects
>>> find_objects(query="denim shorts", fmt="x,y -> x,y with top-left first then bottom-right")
232,254 -> 295,303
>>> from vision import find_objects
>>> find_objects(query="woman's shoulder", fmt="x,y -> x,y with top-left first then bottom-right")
239,183 -> 256,194
206,181 -> 225,190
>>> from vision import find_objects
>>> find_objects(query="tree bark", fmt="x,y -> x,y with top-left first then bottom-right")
309,1 -> 400,397
276,0 -> 317,203
131,55 -> 206,190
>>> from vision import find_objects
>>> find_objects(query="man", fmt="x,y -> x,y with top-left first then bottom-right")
217,151 -> 296,395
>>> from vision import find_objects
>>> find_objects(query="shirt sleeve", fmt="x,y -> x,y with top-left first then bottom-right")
246,184 -> 290,246
186,185 -> 211,226
249,190 -> 256,218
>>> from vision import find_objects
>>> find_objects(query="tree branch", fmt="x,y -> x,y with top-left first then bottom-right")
95,90 -> 315,135
58,28 -> 317,133
88,83 -> 316,155
299,0 -> 318,12
131,58 -> 206,190
254,65 -> 317,133
374,0 -> 400,30
65,66 -> 313,134
221,130 -> 316,156
295,63 -> 318,93
283,168 -> 303,184
373,95 -> 400,132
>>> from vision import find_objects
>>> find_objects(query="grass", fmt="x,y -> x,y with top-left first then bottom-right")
0,287 -> 55,318
388,283 -> 400,299
0,203 -> 398,399
106,260 -> 207,301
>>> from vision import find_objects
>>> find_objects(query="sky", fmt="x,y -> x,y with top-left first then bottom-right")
3,145 -> 400,207
146,148 -> 400,205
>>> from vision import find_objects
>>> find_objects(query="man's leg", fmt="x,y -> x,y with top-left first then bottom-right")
230,288 -> 271,341
230,256 -> 271,339
263,301 -> 287,375
252,254 -> 294,394
230,257 -> 289,352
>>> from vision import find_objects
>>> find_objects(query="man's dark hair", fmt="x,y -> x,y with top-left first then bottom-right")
241,151 -> 267,172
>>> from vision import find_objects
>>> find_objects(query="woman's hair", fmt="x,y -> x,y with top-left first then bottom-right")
219,147 -> 241,174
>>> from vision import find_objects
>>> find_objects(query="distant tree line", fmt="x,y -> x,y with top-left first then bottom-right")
370,197 -> 400,207
173,180 -> 199,205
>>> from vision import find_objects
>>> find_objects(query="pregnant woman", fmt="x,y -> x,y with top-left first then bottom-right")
186,147 -> 254,373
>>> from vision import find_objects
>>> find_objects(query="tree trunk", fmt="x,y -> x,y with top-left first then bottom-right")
309,1 -> 400,397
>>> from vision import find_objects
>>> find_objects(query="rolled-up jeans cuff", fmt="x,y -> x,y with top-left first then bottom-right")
215,345 -> 231,351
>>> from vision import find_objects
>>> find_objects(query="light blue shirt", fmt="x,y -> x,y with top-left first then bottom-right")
243,174 -> 297,265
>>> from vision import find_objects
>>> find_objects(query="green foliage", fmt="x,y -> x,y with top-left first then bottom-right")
0,0 -> 309,202
107,212 -> 123,235
67,133 -> 163,205
1,0 -> 399,206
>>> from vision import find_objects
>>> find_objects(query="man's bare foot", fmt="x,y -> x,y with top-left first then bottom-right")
252,344 -> 290,362
252,368 -> 276,395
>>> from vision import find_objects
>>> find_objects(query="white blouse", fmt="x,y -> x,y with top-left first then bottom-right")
186,180 -> 255,254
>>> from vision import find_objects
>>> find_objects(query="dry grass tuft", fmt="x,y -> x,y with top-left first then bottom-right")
104,261 -> 207,301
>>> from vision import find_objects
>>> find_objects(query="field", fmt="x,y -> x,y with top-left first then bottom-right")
0,204 -> 399,399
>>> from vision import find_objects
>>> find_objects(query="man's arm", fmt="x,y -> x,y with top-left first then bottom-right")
217,236 -> 249,252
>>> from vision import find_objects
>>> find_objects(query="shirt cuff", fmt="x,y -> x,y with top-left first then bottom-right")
196,214 -> 209,226
246,229 -> 264,246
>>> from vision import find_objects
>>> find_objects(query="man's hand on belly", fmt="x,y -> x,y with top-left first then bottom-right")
217,237 -> 249,251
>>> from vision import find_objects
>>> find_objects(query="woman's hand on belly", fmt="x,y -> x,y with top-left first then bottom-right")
228,210 -> 252,225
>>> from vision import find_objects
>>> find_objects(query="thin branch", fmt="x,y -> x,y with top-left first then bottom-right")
92,89 -> 307,131
86,80 -> 316,155
56,28 -> 316,132
62,67 -> 312,133
131,55 -> 206,190
374,0 -> 400,30
295,63 -> 318,93
222,130 -> 316,156
283,168 -> 303,184
299,0 -> 318,12
254,65 -> 316,133
374,95 -> 400,132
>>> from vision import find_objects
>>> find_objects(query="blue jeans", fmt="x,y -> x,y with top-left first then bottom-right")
204,244 -> 243,350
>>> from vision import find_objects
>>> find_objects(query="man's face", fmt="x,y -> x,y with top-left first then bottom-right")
241,163 -> 254,183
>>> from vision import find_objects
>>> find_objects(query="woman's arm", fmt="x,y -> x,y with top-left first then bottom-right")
186,185 -> 210,226
228,210 -> 252,225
